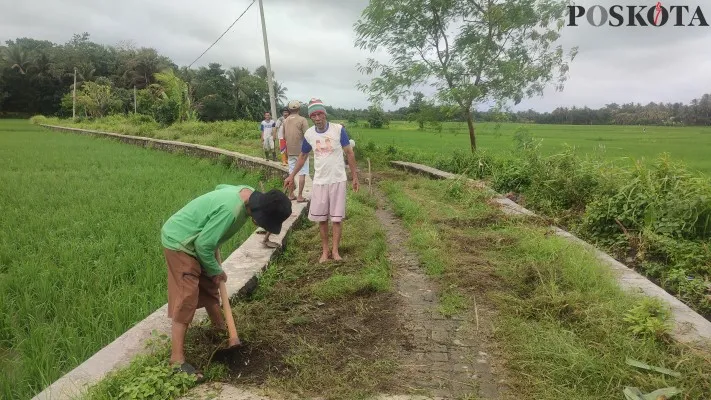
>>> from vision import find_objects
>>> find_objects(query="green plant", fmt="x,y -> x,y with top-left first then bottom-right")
623,297 -> 671,340
118,363 -> 195,400
367,104 -> 387,129
446,180 -> 465,199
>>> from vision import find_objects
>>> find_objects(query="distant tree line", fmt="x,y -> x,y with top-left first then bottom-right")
384,92 -> 711,127
2,33 -> 710,127
0,33 -> 287,123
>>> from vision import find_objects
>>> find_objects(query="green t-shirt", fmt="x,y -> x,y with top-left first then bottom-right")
161,184 -> 254,276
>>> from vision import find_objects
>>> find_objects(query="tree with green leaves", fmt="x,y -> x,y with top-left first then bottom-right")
354,0 -> 578,151
75,79 -> 122,118
153,69 -> 197,123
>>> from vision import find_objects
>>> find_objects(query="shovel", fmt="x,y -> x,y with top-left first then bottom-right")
212,281 -> 242,361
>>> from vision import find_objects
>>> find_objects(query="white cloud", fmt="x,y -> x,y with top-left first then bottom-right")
1,0 -> 709,111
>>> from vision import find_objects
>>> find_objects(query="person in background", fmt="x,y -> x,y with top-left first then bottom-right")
259,111 -> 277,161
276,107 -> 289,166
279,100 -> 310,202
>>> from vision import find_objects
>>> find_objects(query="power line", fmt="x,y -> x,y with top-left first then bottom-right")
187,0 -> 256,69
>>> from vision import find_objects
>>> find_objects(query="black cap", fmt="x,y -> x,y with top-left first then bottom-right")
249,189 -> 292,234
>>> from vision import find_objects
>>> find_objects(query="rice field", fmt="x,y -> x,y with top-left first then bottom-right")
348,121 -> 711,175
0,120 -> 273,400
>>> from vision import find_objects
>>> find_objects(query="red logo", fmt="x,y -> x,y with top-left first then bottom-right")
654,2 -> 663,25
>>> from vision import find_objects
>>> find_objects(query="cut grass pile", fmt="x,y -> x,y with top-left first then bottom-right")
380,171 -> 711,399
0,120 -> 279,399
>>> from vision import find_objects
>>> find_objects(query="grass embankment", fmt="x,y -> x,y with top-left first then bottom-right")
0,120 -> 279,400
83,189 -> 397,400
380,171 -> 711,399
32,115 -> 266,158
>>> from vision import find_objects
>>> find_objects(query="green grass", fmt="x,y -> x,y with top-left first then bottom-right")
0,120 -> 278,400
349,121 -> 711,175
380,171 -> 711,399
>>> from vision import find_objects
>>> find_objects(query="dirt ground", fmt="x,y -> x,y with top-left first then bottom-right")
371,184 -> 510,399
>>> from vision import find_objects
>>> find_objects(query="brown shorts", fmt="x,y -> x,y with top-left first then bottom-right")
164,248 -> 220,324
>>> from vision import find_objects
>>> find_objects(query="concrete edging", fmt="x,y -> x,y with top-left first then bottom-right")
39,124 -> 286,179
31,124 -> 312,400
390,160 -> 711,349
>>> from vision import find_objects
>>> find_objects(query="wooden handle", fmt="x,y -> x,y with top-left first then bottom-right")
219,281 -> 240,346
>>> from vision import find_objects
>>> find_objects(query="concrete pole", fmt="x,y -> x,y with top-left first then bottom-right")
258,0 -> 277,118
73,67 -> 77,120
134,86 -> 137,114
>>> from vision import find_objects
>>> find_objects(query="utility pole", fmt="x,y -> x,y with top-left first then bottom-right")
258,0 -> 277,118
73,67 -> 77,121
134,86 -> 137,114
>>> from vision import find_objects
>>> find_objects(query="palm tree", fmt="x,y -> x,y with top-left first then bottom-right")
3,45 -> 32,74
123,48 -> 170,89
273,81 -> 288,106
227,66 -> 254,118
154,68 -> 196,122
75,62 -> 96,82
254,65 -> 268,80
31,52 -> 54,78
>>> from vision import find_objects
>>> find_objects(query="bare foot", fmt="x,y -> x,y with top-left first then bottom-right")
332,252 -> 343,261
319,251 -> 330,263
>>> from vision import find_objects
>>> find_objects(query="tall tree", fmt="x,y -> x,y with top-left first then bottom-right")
2,44 -> 32,74
354,0 -> 577,151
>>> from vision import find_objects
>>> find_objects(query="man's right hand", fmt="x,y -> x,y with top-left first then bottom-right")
284,176 -> 294,189
211,271 -> 227,285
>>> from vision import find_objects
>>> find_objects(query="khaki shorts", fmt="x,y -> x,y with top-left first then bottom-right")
164,248 -> 220,324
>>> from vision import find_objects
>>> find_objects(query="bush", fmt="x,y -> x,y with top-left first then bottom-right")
367,105 -> 387,129
580,155 -> 711,242
29,115 -> 48,125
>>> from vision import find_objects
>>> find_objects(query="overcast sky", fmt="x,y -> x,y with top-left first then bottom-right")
1,0 -> 709,112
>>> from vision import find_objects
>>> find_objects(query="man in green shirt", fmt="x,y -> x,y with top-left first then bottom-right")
161,184 -> 291,378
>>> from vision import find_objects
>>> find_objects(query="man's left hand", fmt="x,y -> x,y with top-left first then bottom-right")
352,178 -> 360,192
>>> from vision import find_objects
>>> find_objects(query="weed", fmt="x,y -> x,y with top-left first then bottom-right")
623,297 -> 672,340
438,287 -> 468,317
